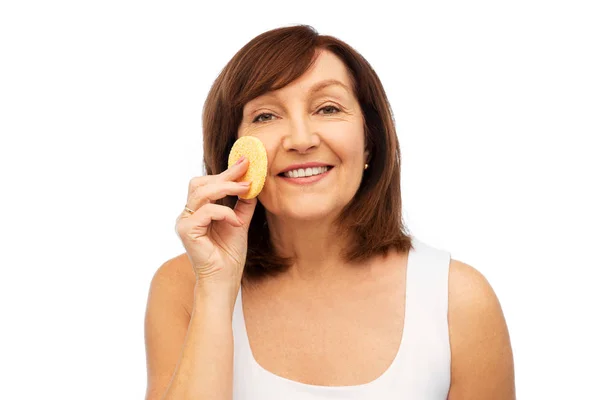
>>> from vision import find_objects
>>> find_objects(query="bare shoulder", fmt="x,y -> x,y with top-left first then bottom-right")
144,253 -> 196,400
164,252 -> 196,283
447,259 -> 516,400
149,253 -> 196,316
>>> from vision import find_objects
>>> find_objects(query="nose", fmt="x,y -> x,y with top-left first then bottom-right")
281,115 -> 320,153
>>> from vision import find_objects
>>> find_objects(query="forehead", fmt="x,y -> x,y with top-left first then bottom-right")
292,50 -> 353,89
246,50 -> 354,106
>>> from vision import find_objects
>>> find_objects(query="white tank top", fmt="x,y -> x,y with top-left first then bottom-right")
231,237 -> 451,399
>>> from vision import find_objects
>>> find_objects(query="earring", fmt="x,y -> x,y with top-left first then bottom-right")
364,163 -> 369,170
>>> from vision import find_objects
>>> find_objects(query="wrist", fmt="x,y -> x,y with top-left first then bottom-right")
193,281 -> 239,312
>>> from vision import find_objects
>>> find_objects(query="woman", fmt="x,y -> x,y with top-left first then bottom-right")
144,25 -> 515,400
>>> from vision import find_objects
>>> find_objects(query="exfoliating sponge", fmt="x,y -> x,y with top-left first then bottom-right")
227,136 -> 268,199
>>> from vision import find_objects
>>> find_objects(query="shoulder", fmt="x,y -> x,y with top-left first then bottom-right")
448,258 -> 497,307
149,253 -> 196,317
144,254 -> 196,400
156,253 -> 195,280
447,259 -> 516,399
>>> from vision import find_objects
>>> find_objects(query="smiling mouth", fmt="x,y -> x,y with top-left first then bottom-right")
277,166 -> 334,178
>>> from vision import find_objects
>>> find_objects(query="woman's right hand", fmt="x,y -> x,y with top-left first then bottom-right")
175,156 -> 258,296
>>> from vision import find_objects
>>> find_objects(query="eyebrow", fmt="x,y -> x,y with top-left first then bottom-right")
307,79 -> 352,96
248,79 -> 352,108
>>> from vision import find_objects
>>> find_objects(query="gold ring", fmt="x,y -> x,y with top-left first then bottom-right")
183,206 -> 195,215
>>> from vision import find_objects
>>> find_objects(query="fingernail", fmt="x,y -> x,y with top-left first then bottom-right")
239,181 -> 251,186
235,156 -> 246,165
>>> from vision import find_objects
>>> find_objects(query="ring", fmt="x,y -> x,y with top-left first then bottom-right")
183,206 -> 195,215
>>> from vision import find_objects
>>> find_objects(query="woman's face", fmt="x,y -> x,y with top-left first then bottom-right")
237,50 -> 368,222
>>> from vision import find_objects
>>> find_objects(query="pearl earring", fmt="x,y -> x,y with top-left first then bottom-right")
364,163 -> 369,170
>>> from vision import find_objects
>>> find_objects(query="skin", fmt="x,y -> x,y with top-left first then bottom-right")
145,49 -> 516,399
237,49 -> 515,396
237,49 -> 370,282
161,256 -> 515,398
446,260 -> 516,399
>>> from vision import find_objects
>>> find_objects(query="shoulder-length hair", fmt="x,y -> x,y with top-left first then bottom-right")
202,24 -> 413,283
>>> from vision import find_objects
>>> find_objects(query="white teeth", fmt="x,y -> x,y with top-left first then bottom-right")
284,166 -> 329,178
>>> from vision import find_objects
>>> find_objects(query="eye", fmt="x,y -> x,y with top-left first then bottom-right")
252,113 -> 276,123
318,105 -> 341,115
252,105 -> 341,124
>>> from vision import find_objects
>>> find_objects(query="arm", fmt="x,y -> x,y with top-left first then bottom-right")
446,260 -> 516,400
144,256 -> 236,400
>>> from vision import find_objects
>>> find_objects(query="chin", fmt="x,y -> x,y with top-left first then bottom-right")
280,201 -> 343,222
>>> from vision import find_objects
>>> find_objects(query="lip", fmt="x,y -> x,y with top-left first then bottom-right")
278,162 -> 333,175
277,166 -> 333,185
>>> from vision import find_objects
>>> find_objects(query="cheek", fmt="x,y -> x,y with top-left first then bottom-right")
329,136 -> 364,164
238,132 -> 277,169
264,146 -> 279,174
249,136 -> 277,167
329,121 -> 364,150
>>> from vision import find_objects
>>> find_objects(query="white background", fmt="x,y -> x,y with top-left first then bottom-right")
1,0 -> 598,398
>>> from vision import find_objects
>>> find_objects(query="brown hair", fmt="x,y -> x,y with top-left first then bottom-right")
202,24 -> 413,283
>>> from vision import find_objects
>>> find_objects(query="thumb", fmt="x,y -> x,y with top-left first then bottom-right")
233,196 -> 257,227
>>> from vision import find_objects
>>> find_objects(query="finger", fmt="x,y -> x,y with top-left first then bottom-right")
233,196 -> 257,227
186,157 -> 249,197
216,156 -> 249,182
188,175 -> 214,194
187,181 -> 251,210
177,203 -> 243,239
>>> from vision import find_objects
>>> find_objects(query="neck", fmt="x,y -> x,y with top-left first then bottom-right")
266,213 -> 352,282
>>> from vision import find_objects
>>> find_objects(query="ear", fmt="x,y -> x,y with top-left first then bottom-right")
364,149 -> 370,164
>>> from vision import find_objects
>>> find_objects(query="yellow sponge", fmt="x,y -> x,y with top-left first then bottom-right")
227,136 -> 268,199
